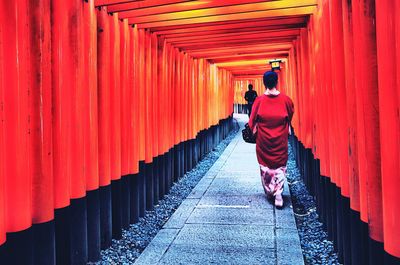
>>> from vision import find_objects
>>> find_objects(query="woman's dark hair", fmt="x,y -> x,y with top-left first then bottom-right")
248,84 -> 253,90
263,71 -> 278,89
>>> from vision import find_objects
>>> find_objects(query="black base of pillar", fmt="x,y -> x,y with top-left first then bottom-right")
100,185 -> 112,250
158,154 -> 165,201
0,228 -> 34,265
167,149 -> 173,191
153,157 -> 160,206
121,175 -> 131,229
69,197 -> 88,265
87,189 -> 101,262
145,162 -> 154,211
138,161 -> 146,217
369,237 -> 384,265
33,221 -> 56,265
336,187 -> 344,263
130,173 -> 140,223
342,196 -> 352,265
385,253 -> 400,265
111,179 -> 122,240
55,197 -> 88,265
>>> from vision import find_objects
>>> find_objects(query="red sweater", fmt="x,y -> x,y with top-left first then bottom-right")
249,93 -> 294,169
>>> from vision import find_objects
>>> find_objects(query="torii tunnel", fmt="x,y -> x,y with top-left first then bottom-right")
0,0 -> 399,264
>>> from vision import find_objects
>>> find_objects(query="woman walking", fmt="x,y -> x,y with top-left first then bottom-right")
248,71 -> 294,208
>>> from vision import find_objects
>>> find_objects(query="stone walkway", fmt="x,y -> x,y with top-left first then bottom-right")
134,114 -> 304,265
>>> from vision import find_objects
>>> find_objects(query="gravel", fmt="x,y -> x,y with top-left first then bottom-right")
91,122 -> 239,265
287,142 -> 342,265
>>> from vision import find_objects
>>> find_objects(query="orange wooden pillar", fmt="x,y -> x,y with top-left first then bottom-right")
151,32 -> 160,204
375,0 -> 400,262
27,0 -> 55,263
119,19 -> 132,231
137,27 -> 147,216
83,0 -> 100,262
129,25 -> 141,223
96,7 -> 112,250
0,1 -> 32,263
144,29 -> 154,211
52,0 -> 73,262
109,13 -> 123,240
3,0 -> 32,234
352,0 -> 384,263
329,0 -> 351,262
70,1 -> 89,262
0,7 -> 5,247
341,0 -> 364,263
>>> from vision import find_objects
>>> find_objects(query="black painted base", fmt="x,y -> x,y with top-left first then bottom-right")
385,253 -> 400,265
87,189 -> 100,262
0,228 -> 34,265
0,115 -> 235,264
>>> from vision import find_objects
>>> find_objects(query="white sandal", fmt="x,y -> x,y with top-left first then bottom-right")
275,194 -> 283,208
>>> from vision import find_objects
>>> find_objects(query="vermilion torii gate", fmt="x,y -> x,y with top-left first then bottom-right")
0,1 -> 399,265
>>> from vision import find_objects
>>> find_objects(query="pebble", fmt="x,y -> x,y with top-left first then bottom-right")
90,123 -> 239,265
287,142 -> 342,265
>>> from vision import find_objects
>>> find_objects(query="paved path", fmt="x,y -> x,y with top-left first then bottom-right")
134,114 -> 304,265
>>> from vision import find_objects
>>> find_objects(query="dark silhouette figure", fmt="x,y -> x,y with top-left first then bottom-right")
244,84 -> 258,117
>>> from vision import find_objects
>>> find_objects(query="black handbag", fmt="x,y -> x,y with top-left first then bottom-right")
242,123 -> 256,144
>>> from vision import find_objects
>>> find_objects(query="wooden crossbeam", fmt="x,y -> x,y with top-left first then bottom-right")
105,0 -> 194,12
129,0 -> 317,24
133,6 -> 316,28
177,37 -> 296,50
166,29 -> 300,44
118,0 -> 272,18
209,53 -> 288,63
159,24 -> 305,39
152,16 -> 306,34
187,43 -> 293,57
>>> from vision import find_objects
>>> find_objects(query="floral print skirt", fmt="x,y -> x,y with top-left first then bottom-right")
259,165 -> 286,197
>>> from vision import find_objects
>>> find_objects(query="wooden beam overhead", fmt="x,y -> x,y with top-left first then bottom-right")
134,6 -> 316,28
118,0 -> 273,18
106,0 -> 195,12
177,37 -> 296,51
128,0 -> 317,24
187,43 -> 293,57
166,29 -> 300,44
151,16 -> 306,33
207,51 -> 288,59
159,24 -> 305,39
209,53 -> 288,63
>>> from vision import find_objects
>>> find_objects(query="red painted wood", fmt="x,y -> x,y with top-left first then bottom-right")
28,0 -> 54,222
70,0 -> 86,199
83,0 -> 100,191
0,0 -> 5,244
97,8 -> 112,187
110,14 -> 122,180
352,0 -> 383,241
120,19 -> 130,176
329,0 -> 349,197
52,0 -> 73,208
342,0 -> 360,212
